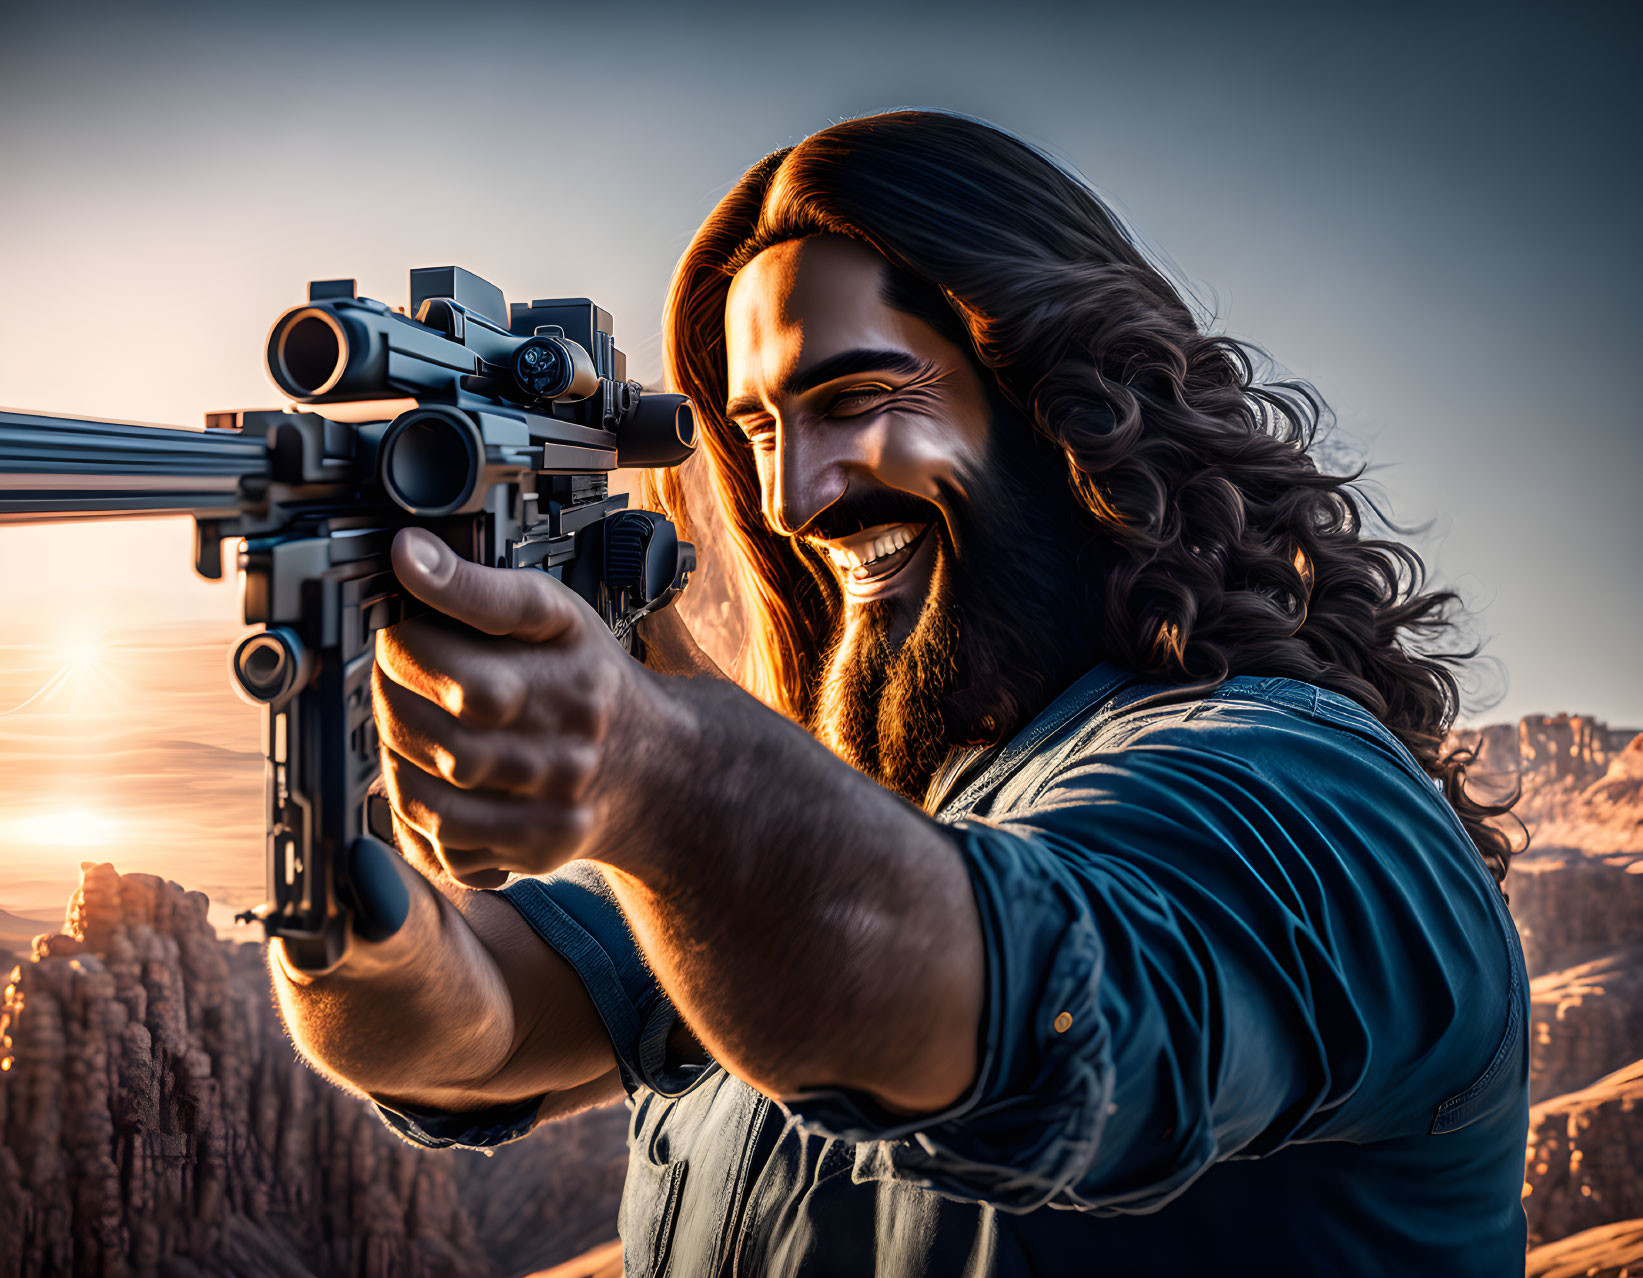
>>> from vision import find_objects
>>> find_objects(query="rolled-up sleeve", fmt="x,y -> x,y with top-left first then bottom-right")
784,722 -> 1516,1214
376,860 -> 704,1151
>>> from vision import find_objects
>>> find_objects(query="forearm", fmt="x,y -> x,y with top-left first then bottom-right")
594,673 -> 985,1111
271,868 -> 516,1101
271,846 -> 615,1111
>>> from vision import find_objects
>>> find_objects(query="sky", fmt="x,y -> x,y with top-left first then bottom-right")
1,0 -> 1638,921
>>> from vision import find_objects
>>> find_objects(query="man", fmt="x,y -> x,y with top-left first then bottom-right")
274,112 -> 1530,1275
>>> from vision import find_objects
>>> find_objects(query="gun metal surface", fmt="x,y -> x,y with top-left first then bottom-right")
0,267 -> 698,972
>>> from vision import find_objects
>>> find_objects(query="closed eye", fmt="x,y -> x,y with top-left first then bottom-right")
825,384 -> 895,417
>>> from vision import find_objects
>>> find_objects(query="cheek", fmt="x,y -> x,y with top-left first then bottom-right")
873,410 -> 986,504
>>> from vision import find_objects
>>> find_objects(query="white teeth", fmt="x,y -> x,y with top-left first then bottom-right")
821,523 -> 918,573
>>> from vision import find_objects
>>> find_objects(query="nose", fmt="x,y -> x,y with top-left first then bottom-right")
767,417 -> 874,538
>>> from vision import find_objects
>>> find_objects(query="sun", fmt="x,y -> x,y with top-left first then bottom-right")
58,634 -> 106,672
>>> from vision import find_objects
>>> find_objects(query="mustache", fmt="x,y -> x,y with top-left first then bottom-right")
794,487 -> 944,544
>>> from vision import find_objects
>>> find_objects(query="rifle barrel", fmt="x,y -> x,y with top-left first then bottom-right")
0,409 -> 266,523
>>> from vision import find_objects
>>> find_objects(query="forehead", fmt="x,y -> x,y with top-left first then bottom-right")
724,236 -> 917,397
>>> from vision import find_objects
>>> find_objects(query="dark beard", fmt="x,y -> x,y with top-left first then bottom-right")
807,417 -> 1100,806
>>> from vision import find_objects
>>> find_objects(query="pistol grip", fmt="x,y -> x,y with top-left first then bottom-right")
345,835 -> 411,943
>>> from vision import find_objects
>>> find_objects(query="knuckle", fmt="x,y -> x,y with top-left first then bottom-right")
552,684 -> 599,735
455,670 -> 525,726
529,803 -> 593,857
438,744 -> 491,789
516,741 -> 596,797
523,574 -> 574,635
556,743 -> 601,794
374,622 -> 423,678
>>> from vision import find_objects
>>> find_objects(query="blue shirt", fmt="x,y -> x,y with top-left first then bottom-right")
379,665 -> 1530,1276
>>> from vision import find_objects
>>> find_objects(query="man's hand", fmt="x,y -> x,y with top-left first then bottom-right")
374,526 -> 648,889
376,523 -> 982,1116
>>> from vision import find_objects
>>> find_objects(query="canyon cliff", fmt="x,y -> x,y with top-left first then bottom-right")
1457,716 -> 1643,1276
0,864 -> 626,1278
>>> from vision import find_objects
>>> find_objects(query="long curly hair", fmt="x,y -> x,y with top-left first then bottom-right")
644,110 -> 1514,885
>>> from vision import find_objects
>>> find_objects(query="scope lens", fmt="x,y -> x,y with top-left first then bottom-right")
380,409 -> 480,515
231,627 -> 309,706
512,338 -> 571,400
279,314 -> 345,395
675,402 -> 698,449
241,638 -> 286,690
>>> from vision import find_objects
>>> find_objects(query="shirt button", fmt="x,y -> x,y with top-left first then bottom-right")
1053,1011 -> 1074,1034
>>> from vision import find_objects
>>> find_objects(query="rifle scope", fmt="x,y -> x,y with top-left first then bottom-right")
267,299 -> 474,403
271,310 -> 349,397
377,406 -> 483,517
266,293 -> 605,409
370,397 -> 701,515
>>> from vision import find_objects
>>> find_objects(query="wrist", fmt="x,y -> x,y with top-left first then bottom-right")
269,859 -> 441,988
594,659 -> 704,877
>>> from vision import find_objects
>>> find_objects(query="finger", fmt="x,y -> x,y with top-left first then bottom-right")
388,806 -> 508,891
376,617 -> 611,735
383,753 -> 530,887
393,528 -> 583,643
375,619 -> 531,728
432,844 -> 523,891
372,773 -> 509,891
373,665 -> 600,796
380,746 -> 592,865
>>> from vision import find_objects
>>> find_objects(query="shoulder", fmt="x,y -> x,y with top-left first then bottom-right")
974,673 -> 1528,1143
984,673 -> 1510,932
999,675 -> 1437,825
1095,675 -> 1416,773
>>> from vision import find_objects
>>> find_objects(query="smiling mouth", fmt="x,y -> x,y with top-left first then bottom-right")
811,521 -> 933,591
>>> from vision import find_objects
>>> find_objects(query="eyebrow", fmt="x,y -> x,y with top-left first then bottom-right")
723,348 -> 931,421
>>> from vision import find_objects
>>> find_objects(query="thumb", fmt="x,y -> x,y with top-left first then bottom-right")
392,527 -> 580,643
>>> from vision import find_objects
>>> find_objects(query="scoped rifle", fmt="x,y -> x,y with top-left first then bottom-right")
0,266 -> 697,971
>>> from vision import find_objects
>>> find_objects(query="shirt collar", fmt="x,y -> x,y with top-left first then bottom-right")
928,662 -> 1136,819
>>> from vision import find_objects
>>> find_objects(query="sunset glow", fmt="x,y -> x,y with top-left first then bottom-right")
0,598 -> 266,928
1,808 -> 123,849
57,635 -> 106,673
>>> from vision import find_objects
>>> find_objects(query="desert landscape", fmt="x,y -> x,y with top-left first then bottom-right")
1,707 -> 1640,1277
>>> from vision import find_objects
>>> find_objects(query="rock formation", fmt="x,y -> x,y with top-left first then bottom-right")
1453,712 -> 1643,1272
0,863 -> 627,1278
1457,716 -> 1643,860
1522,1061 -> 1643,1247
1529,948 -> 1643,1104
1511,853 -> 1643,979
1524,1219 -> 1643,1278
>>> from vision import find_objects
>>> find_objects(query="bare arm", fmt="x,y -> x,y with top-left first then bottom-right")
376,529 -> 984,1113
270,817 -> 623,1117
598,674 -> 984,1111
